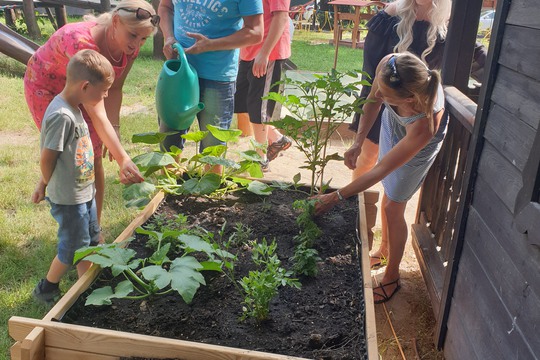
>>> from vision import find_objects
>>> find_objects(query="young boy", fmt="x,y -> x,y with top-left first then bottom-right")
31,49 -> 114,306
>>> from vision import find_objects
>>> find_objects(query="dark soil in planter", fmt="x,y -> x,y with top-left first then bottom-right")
61,189 -> 366,360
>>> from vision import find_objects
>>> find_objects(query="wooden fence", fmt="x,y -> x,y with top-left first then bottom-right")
411,86 -> 476,316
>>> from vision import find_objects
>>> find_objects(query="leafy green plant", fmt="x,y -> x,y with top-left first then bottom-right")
266,69 -> 369,195
73,234 -> 232,306
291,243 -> 321,277
292,199 -> 322,247
239,239 -> 301,323
290,199 -> 322,277
122,126 -> 273,208
228,223 -> 254,247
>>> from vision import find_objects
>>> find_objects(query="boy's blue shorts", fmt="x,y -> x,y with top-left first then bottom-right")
47,198 -> 100,265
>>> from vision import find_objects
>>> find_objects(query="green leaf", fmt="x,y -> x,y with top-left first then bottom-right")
206,124 -> 242,143
169,256 -> 206,303
123,182 -> 156,208
148,243 -> 171,265
181,130 -> 208,142
140,265 -> 171,290
247,180 -> 272,195
85,286 -> 114,306
133,152 -> 176,169
200,156 -> 239,169
182,174 -> 221,194
179,234 -> 214,254
85,280 -> 135,306
132,131 -> 178,144
199,261 -> 224,272
200,145 -> 226,157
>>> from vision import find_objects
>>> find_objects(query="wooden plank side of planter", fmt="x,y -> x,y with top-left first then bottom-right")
42,191 -> 165,322
20,326 -> 45,360
8,316 -> 308,360
46,348 -> 120,359
10,188 -> 376,360
358,191 -> 378,360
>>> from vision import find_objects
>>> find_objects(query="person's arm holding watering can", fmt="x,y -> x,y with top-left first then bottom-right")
158,0 -> 263,57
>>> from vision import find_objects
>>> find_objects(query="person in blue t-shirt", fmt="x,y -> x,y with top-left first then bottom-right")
158,0 -> 263,171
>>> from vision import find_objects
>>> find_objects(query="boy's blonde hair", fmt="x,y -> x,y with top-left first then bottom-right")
380,52 -> 442,134
67,49 -> 115,87
85,0 -> 158,35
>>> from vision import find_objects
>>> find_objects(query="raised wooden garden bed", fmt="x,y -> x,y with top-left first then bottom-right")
9,190 -> 378,360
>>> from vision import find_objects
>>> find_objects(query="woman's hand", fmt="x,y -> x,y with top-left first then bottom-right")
311,192 -> 340,216
344,142 -> 362,170
119,160 -> 144,184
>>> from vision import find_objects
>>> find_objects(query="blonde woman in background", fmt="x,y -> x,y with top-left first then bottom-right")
25,0 -> 159,236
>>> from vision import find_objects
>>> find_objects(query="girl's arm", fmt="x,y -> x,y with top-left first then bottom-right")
315,110 -> 443,215
344,76 -> 383,169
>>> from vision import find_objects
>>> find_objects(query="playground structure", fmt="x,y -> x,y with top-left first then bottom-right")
0,0 -> 118,38
0,21 -> 37,63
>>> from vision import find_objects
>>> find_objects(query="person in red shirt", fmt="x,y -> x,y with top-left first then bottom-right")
234,0 -> 293,172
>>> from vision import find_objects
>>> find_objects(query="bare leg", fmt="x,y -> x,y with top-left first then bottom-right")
76,260 -> 92,278
351,139 -> 379,180
370,193 -> 389,266
373,195 -> 408,302
251,121 -> 269,160
237,113 -> 253,137
45,256 -> 71,283
382,196 -> 407,280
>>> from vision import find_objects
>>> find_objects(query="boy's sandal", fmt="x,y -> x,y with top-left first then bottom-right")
373,278 -> 401,304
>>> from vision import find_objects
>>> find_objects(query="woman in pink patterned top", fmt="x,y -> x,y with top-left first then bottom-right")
25,0 -> 159,227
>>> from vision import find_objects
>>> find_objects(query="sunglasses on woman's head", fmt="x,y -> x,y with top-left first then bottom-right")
387,55 -> 401,87
117,7 -> 160,27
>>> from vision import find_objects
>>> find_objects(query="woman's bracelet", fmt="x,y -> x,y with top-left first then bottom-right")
336,189 -> 344,201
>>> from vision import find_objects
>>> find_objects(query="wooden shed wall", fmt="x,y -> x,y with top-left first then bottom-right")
444,0 -> 540,358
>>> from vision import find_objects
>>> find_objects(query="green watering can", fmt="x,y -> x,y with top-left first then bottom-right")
156,43 -> 204,130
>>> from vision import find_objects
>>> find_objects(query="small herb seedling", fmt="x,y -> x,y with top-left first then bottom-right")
239,238 -> 300,323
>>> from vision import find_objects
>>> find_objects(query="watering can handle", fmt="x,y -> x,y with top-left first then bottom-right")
172,43 -> 188,63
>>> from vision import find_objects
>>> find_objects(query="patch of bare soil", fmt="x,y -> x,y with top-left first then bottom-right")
62,189 -> 368,359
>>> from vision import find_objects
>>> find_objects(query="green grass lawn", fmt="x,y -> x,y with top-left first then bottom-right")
0,20 -> 364,358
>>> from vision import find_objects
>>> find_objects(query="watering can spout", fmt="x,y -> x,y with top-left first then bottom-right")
155,43 -> 204,130
177,102 -> 205,124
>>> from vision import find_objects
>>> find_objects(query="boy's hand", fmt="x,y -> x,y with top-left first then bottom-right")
31,180 -> 46,204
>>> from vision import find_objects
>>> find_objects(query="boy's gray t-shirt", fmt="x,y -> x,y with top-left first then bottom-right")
41,96 -> 95,205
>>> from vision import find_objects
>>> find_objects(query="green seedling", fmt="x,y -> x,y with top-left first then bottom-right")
239,239 -> 301,323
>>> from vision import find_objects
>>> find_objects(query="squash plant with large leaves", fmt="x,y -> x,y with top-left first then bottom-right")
123,125 -> 272,208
